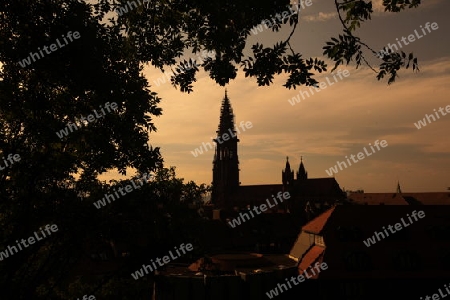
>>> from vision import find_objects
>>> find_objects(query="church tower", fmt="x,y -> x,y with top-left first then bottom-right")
211,90 -> 240,208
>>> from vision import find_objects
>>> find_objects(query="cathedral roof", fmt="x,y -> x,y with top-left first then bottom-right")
229,177 -> 344,208
296,178 -> 343,197
233,184 -> 284,206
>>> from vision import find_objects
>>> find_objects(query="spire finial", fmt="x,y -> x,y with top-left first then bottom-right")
286,156 -> 289,162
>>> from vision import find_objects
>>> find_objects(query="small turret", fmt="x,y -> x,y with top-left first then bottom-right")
282,156 -> 294,186
297,156 -> 308,181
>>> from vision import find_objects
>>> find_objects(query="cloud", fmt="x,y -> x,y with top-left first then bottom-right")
371,0 -> 385,13
302,12 -> 337,22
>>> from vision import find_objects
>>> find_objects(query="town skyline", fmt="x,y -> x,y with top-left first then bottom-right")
96,0 -> 450,193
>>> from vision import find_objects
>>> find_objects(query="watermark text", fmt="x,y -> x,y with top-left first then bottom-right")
325,139 -> 388,176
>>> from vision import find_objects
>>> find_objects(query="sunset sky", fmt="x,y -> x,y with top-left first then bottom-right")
108,0 -> 450,193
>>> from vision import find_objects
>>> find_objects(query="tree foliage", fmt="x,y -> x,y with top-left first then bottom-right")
108,0 -> 420,91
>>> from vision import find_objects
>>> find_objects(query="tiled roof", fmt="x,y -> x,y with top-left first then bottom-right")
298,245 -> 325,277
299,205 -> 450,279
200,213 -> 300,253
302,206 -> 336,234
347,192 -> 408,205
296,178 -> 343,197
232,178 -> 344,207
233,184 -> 284,206
187,253 -> 297,273
402,192 -> 450,205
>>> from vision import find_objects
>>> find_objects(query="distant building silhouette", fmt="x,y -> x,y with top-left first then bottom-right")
347,181 -> 450,205
211,91 -> 345,214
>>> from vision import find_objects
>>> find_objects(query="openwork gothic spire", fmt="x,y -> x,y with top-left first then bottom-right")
217,89 -> 236,136
211,90 -> 240,208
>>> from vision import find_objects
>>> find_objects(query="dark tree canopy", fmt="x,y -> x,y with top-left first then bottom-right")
108,0 -> 420,92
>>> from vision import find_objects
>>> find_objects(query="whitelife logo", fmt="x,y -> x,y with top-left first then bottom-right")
288,69 -> 350,106
18,31 -> 81,67
376,22 -> 439,59
56,102 -> 118,140
76,296 -> 95,300
227,192 -> 290,228
265,262 -> 328,298
116,0 -> 151,16
0,153 -> 21,172
0,224 -> 59,261
414,104 -> 450,129
191,121 -> 253,158
325,139 -> 388,176
93,173 -> 152,209
420,282 -> 450,300
250,0 -> 312,35
131,243 -> 193,280
363,210 -> 425,247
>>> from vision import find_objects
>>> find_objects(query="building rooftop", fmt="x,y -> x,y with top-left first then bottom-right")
348,192 -> 450,205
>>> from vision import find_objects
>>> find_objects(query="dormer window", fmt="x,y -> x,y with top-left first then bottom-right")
315,235 -> 325,246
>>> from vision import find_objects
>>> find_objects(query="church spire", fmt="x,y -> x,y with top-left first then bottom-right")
217,88 -> 236,136
211,90 -> 240,208
396,181 -> 402,194
297,156 -> 307,181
